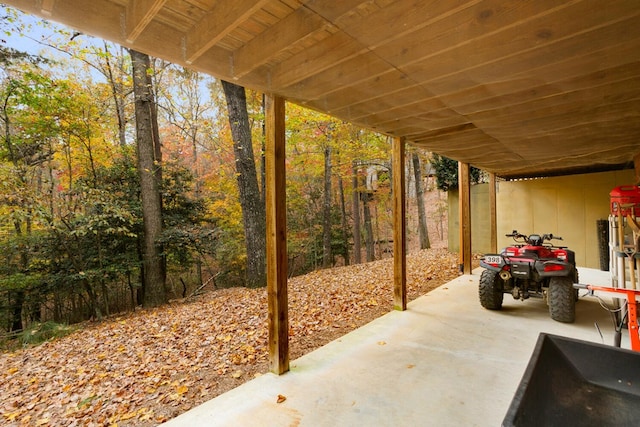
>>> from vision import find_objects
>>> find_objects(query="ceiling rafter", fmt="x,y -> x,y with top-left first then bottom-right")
39,0 -> 54,15
258,0 -> 416,89
4,0 -> 640,179
348,68 -> 640,129
290,1 -> 640,146
184,0 -> 270,65
125,0 -> 167,43
267,31 -> 368,88
273,0 -> 492,102
231,6 -> 329,80
324,36 -> 640,124
286,1 -> 579,105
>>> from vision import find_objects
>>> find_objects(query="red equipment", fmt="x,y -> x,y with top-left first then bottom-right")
574,283 -> 640,352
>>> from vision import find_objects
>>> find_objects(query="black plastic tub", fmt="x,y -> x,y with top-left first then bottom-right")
503,333 -> 640,426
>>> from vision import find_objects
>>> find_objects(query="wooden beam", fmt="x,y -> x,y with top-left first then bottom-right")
40,0 -> 55,15
269,31 -> 366,88
489,172 -> 497,253
291,52 -> 391,100
393,1 -> 638,87
125,0 -> 168,43
185,0 -> 269,64
232,6 -> 328,79
265,93 -> 289,375
277,0 -> 471,93
393,137 -> 407,311
458,162 -> 472,274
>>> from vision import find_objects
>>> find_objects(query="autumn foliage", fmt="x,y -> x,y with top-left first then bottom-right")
0,9 -> 456,425
0,249 -> 459,425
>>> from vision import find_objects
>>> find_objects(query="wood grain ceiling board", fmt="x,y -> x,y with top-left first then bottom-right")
4,0 -> 640,178
232,6 -> 331,79
397,7 -> 640,89
468,79 -> 640,129
326,84 -> 438,120
437,59 -> 640,117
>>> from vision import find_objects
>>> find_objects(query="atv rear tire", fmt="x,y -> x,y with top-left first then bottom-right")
548,276 -> 575,323
479,270 -> 503,310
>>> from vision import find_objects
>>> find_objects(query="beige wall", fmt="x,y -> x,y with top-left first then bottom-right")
448,170 -> 636,268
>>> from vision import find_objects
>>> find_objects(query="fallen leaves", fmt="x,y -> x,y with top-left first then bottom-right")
0,248 -> 459,426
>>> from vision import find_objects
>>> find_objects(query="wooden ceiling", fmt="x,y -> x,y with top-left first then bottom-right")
6,0 -> 640,179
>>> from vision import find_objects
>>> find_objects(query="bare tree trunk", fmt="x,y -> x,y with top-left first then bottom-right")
363,193 -> 375,262
82,279 -> 102,320
322,145 -> 332,268
192,128 -> 204,288
352,163 -> 362,264
103,42 -> 129,146
130,49 -> 166,307
412,152 -> 431,249
2,106 -> 30,332
338,175 -> 350,266
221,81 -> 266,288
9,290 -> 24,332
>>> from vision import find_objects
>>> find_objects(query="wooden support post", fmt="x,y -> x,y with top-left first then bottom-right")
489,172 -> 497,253
459,162 -> 472,274
392,137 -> 407,311
265,93 -> 289,374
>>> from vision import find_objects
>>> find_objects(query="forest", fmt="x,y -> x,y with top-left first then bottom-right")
0,6 -> 450,342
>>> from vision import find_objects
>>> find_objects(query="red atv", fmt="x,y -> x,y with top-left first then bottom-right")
479,230 -> 579,323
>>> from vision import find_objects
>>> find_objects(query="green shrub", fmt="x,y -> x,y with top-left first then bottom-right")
18,321 -> 75,346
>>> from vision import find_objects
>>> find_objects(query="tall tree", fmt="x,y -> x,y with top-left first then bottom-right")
0,66 -> 56,330
322,140 -> 333,268
412,152 -> 430,249
220,80 -> 266,288
156,66 -> 216,287
337,174 -> 350,266
352,162 -> 362,264
362,193 -> 375,262
130,49 -> 166,307
100,42 -> 131,147
0,76 -> 31,331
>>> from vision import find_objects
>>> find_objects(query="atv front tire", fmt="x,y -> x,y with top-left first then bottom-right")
479,270 -> 504,310
548,276 -> 576,323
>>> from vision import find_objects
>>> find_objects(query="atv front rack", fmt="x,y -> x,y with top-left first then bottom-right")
574,283 -> 640,352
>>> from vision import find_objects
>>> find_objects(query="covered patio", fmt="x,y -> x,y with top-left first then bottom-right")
162,267 -> 620,426
5,1 -> 640,422
8,0 -> 639,374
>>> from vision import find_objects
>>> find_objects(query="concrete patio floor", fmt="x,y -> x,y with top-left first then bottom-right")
163,267 -> 627,427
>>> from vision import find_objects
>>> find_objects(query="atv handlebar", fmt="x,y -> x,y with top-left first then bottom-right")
505,230 -> 527,239
505,230 -> 563,245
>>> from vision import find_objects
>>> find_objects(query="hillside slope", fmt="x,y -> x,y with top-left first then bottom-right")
1,248 -> 459,426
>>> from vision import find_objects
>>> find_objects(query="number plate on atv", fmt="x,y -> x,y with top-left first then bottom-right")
484,255 -> 503,265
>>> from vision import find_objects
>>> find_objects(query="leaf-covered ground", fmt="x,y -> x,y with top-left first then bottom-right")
1,248 -> 460,426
